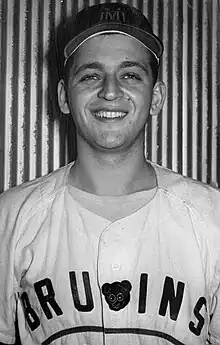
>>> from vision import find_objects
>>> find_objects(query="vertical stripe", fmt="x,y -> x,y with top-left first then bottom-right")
29,0 -> 40,181
191,0 -> 199,181
201,0 -> 208,183
173,0 -> 181,173
0,0 -> 7,192
210,0 -> 219,188
3,0 -> 14,190
160,0 -> 169,168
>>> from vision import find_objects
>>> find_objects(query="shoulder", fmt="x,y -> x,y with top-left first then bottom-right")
152,162 -> 220,224
0,163 -> 73,217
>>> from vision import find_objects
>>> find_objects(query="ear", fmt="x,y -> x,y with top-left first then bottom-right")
150,81 -> 166,116
121,280 -> 132,292
102,283 -> 111,295
57,79 -> 71,114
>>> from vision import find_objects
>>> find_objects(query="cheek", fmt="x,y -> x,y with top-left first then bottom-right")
138,87 -> 153,104
127,85 -> 152,105
68,89 -> 91,115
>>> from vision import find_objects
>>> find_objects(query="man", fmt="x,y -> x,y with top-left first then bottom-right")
0,2 -> 219,345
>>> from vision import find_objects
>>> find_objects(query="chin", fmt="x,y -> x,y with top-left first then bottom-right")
93,141 -> 130,153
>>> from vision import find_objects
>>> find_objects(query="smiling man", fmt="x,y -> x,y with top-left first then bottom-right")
0,2 -> 220,345
58,32 -> 165,196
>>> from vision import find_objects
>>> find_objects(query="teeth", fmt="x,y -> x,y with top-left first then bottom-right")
94,111 -> 127,118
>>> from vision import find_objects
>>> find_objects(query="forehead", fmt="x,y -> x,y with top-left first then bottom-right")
72,34 -> 152,68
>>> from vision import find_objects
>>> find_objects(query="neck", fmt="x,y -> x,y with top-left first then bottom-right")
69,141 -> 157,196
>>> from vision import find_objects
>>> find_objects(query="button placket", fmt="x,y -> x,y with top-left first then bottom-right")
98,224 -> 124,284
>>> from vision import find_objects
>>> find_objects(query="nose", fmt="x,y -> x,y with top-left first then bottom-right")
98,75 -> 123,101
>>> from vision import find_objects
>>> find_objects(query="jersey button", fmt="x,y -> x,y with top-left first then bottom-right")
112,263 -> 120,270
112,317 -> 118,327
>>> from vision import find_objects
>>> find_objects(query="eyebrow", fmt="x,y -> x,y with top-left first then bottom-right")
74,62 -> 104,76
119,61 -> 150,75
73,60 -> 150,77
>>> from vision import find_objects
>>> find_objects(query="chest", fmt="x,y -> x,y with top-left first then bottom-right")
15,205 -> 210,344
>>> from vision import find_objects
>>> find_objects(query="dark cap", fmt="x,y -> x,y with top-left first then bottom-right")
64,2 -> 163,66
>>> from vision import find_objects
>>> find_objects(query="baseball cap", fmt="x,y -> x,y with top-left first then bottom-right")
64,2 -> 163,66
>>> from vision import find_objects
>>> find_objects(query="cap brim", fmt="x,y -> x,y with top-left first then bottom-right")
64,23 -> 163,65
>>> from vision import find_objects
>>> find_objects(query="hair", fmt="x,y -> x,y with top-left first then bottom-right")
63,34 -> 160,86
148,54 -> 160,86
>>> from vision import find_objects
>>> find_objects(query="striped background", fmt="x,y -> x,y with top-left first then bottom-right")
0,0 -> 219,193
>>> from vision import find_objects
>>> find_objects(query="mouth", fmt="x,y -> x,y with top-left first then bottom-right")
112,302 -> 121,310
92,110 -> 128,122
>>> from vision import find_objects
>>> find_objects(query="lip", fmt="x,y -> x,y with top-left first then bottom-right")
91,107 -> 129,113
92,110 -> 128,122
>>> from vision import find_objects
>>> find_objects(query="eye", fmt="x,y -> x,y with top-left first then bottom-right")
117,293 -> 124,302
80,74 -> 101,82
108,293 -> 116,302
121,73 -> 142,81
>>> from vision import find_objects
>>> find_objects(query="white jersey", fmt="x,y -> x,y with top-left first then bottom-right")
0,161 -> 220,345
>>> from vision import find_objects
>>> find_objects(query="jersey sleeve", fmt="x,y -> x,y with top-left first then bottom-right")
0,190 -> 20,344
182,180 -> 220,344
208,266 -> 220,344
206,188 -> 220,344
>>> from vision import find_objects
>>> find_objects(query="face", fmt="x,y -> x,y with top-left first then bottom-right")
58,34 -> 165,153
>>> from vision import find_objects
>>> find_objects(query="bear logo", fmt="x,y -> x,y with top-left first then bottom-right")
101,280 -> 132,311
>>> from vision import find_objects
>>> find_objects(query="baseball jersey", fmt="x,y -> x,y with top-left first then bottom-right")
0,161 -> 220,345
